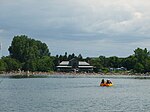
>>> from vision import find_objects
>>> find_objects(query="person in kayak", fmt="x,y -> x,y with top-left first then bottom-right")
100,79 -> 105,84
106,79 -> 112,84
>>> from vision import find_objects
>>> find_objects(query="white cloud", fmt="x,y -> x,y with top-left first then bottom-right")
134,12 -> 143,19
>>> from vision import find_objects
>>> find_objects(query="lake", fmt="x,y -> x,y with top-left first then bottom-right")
0,75 -> 150,112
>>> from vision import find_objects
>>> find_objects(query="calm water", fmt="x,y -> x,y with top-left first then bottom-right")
0,75 -> 150,112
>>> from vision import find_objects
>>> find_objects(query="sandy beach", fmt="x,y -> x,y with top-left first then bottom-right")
0,71 -> 150,78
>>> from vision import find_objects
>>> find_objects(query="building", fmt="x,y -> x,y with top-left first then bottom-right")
57,58 -> 93,72
109,67 -> 127,71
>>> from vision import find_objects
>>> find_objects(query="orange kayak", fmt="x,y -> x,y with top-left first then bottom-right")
100,83 -> 113,87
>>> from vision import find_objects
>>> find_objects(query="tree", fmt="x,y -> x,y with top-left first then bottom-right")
8,35 -> 51,71
144,59 -> 150,72
134,48 -> 150,73
2,56 -> 21,71
78,54 -> 83,61
59,55 -> 63,62
99,56 -> 106,67
68,54 -> 72,60
54,55 -> 59,68
107,56 -> 120,68
85,57 -> 90,63
134,48 -> 149,64
134,63 -> 144,73
8,35 -> 50,62
90,58 -> 102,72
37,56 -> 55,72
22,60 -> 37,71
0,59 -> 6,71
63,52 -> 68,60
71,53 -> 76,59
122,55 -> 137,70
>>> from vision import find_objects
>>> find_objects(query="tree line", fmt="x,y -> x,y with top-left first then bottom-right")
0,35 -> 150,73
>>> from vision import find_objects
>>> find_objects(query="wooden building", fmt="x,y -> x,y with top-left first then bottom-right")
57,58 -> 93,72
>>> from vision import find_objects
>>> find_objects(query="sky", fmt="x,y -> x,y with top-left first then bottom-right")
0,0 -> 150,57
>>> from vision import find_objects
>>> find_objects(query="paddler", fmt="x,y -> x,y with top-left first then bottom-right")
100,79 -> 105,85
106,79 -> 112,84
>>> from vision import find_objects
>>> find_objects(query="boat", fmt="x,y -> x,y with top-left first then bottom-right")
105,83 -> 113,87
100,83 -> 106,86
100,83 -> 113,87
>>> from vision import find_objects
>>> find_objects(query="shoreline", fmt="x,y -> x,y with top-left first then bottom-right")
0,71 -> 150,78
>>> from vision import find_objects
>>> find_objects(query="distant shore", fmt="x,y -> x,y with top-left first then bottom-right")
0,71 -> 150,77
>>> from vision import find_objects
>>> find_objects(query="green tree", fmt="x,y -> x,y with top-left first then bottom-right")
59,55 -> 63,62
134,48 -> 149,65
2,56 -> 21,71
107,56 -> 120,68
71,53 -> 76,59
90,58 -> 102,72
63,52 -> 68,61
99,56 -> 106,67
8,35 -> 50,62
0,59 -> 6,71
37,56 -> 55,72
22,60 -> 37,71
122,55 -> 137,70
78,54 -> 83,61
8,35 -> 51,71
134,63 -> 144,73
68,54 -> 72,60
145,59 -> 150,72
133,48 -> 150,73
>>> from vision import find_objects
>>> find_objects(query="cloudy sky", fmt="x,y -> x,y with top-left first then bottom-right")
0,0 -> 150,57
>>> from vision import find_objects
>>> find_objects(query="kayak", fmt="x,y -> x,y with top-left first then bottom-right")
105,83 -> 113,87
100,83 -> 106,86
100,83 -> 113,87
